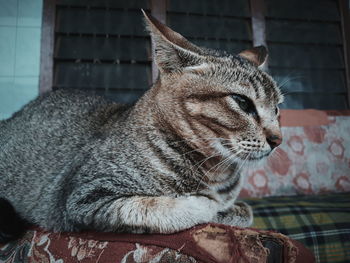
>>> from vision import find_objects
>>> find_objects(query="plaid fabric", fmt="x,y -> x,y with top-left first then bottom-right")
244,192 -> 350,263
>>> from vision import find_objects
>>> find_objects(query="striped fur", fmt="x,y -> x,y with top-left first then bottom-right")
0,12 -> 283,238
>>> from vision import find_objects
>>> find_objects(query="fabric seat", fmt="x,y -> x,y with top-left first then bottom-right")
245,192 -> 350,263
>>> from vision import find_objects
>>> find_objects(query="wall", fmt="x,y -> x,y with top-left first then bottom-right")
0,0 -> 42,120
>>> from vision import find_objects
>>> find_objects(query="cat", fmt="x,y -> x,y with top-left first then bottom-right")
0,11 -> 283,242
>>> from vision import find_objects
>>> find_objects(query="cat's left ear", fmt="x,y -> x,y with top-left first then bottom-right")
238,46 -> 268,68
142,10 -> 205,73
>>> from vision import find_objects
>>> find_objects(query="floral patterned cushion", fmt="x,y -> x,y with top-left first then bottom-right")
0,224 -> 313,263
241,110 -> 350,198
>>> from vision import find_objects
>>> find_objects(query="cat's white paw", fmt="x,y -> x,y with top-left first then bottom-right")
214,201 -> 253,227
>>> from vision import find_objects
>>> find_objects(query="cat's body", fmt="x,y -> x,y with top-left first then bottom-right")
0,88 -> 246,234
0,12 -> 283,241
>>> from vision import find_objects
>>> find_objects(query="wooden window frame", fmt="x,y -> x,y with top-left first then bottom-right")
249,0 -> 268,70
39,0 -> 56,94
150,0 -> 167,83
339,0 -> 350,107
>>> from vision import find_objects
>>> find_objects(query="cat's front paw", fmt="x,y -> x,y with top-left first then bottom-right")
233,201 -> 253,227
214,201 -> 253,227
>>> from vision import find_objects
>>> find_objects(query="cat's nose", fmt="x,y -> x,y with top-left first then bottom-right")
266,134 -> 282,150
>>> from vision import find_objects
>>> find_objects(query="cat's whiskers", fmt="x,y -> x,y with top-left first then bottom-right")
276,75 -> 304,96
227,147 -> 247,173
173,151 -> 222,193
173,140 -> 234,192
197,147 -> 244,190
191,151 -> 222,177
178,140 -> 234,173
206,155 -> 230,177
186,140 -> 235,188
237,152 -> 252,174
210,149 -> 243,178
192,152 -> 224,191
217,143 -> 247,167
226,145 -> 253,178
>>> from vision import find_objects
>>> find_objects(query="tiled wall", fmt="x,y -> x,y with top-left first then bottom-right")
0,0 -> 42,120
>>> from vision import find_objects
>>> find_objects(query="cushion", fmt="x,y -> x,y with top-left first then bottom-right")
240,110 -> 350,197
244,192 -> 350,263
0,223 -> 314,263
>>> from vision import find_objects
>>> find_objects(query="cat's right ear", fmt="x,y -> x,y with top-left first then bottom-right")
238,46 -> 268,68
142,10 -> 204,73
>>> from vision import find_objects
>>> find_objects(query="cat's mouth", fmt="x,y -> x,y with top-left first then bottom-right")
233,150 -> 271,162
246,151 -> 271,160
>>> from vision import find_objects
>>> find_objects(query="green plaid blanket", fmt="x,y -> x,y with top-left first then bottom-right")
244,192 -> 350,263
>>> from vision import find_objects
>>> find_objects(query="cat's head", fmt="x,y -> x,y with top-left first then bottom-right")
142,11 -> 283,163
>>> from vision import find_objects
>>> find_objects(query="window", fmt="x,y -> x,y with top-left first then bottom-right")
40,0 -> 350,109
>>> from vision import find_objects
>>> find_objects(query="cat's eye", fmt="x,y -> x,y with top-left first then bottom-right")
275,107 -> 279,115
231,94 -> 258,117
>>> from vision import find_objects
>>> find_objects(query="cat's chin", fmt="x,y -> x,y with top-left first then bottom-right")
247,151 -> 271,161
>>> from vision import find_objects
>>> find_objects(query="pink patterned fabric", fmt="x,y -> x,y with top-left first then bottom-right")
241,112 -> 350,198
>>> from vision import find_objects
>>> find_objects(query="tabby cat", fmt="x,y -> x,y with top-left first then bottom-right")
0,11 -> 283,242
